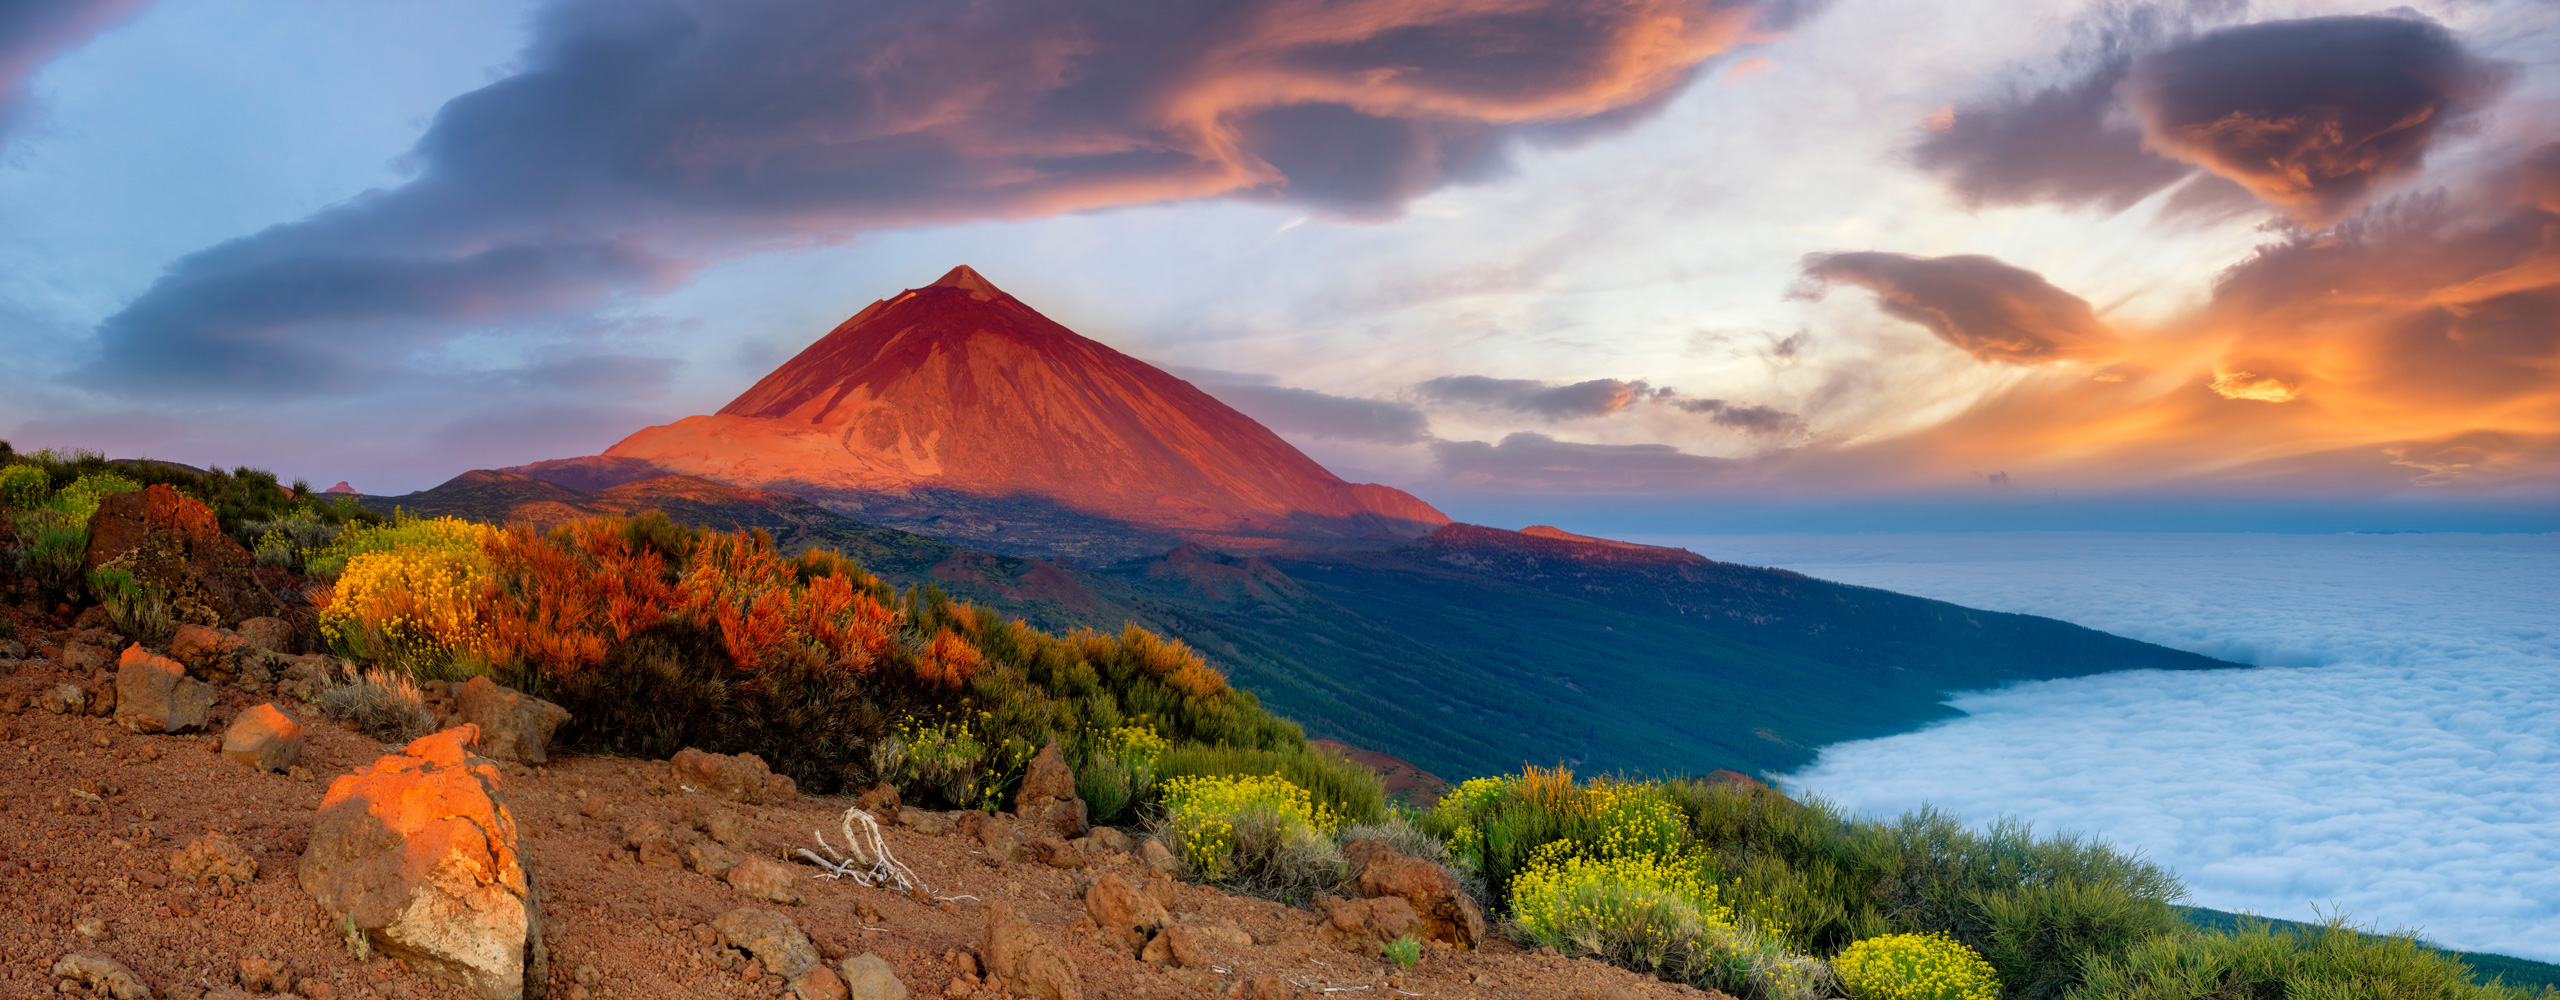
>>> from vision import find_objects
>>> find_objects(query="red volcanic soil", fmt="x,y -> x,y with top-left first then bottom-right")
1311,739 -> 1456,808
597,266 -> 1448,545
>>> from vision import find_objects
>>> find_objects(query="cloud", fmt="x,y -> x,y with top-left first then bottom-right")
1417,374 -> 1660,418
1431,431 -> 1737,491
84,0 -> 1796,397
1172,368 -> 1434,445
2125,16 -> 2511,226
0,0 -> 150,138
1675,397 -> 1806,434
1796,251 -> 2119,363
1752,531 -> 2560,962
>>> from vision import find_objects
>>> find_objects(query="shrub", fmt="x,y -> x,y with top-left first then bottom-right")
0,463 -> 48,509
2070,915 -> 2526,1000
316,668 -> 436,743
87,568 -> 173,646
1075,724 -> 1169,823
1383,933 -> 1422,969
1157,773 -> 1343,901
1156,743 -> 1388,826
1426,767 -> 1691,909
1511,850 -> 1731,969
1836,934 -> 2002,1000
313,517 -> 494,678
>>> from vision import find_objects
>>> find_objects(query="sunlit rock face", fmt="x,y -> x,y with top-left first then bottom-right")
601,266 -> 1447,557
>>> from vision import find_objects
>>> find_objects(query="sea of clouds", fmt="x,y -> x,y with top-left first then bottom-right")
1624,531 -> 2560,962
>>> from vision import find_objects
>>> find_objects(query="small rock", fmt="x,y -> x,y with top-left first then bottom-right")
1086,826 -> 1132,853
983,901 -> 1081,1000
61,642 -> 110,672
170,624 -> 248,682
1242,974 -> 1293,1000
237,956 -> 292,992
1346,840 -> 1487,949
1137,837 -> 1179,875
38,682 -> 89,716
715,906 -> 819,979
169,832 -> 257,883
856,782 -> 900,817
686,840 -> 743,878
1083,874 -> 1169,953
627,821 -> 682,869
453,677 -> 570,765
300,977 -> 339,999
703,809 -> 752,851
1009,740 -> 1087,839
894,807 -> 949,836
236,617 -> 295,654
728,855 -> 804,905
115,645 -> 215,734
1197,920 -> 1254,947
1029,836 -> 1085,869
1139,924 -> 1207,968
672,746 -> 796,803
795,962 -> 850,1000
220,703 -> 303,772
73,917 -> 107,941
52,953 -> 149,999
961,812 -> 1019,865
841,953 -> 909,1000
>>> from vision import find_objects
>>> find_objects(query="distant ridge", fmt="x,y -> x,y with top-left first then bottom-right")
530,266 -> 1448,560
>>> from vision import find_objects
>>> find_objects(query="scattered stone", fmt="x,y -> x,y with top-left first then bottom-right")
841,953 -> 909,1000
715,907 -> 819,979
1318,894 -> 1420,948
300,725 -> 546,1000
626,821 -> 682,869
220,703 -> 303,772
73,917 -> 107,941
856,782 -> 901,817
236,617 -> 295,654
1010,740 -> 1087,839
1083,874 -> 1170,953
982,901 -> 1080,1000
38,682 -> 89,716
1242,974 -> 1293,1000
1137,837 -> 1179,875
728,855 -> 804,905
169,832 -> 257,883
1087,826 -> 1132,853
1141,924 -> 1210,968
170,624 -> 249,682
959,811 -> 1019,866
61,642 -> 110,672
237,956 -> 292,992
1029,836 -> 1085,869
1197,919 -> 1255,947
686,840 -> 744,878
454,676 -> 571,764
1344,839 -> 1487,949
895,807 -> 950,836
299,977 -> 339,999
672,746 -> 798,803
703,809 -> 754,851
114,645 -> 215,734
51,952 -> 149,1000
82,484 -> 279,626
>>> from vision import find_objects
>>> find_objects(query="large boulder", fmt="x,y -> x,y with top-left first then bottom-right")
454,677 -> 570,765
300,725 -> 547,1000
222,703 -> 304,772
114,645 -> 215,734
982,901 -> 1080,1000
671,747 -> 798,804
82,484 -> 279,626
1011,740 -> 1087,839
1343,839 -> 1486,949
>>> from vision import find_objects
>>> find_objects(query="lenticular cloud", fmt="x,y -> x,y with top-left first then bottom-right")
1630,531 -> 2560,962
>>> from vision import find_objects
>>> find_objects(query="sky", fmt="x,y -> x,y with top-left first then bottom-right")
1649,530 -> 2560,962
1,0 -> 2556,530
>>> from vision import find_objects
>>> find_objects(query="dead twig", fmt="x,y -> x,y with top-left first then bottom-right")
799,807 -> 928,892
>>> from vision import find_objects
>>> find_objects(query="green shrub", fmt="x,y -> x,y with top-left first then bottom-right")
1382,933 -> 1421,969
0,463 -> 47,509
1074,724 -> 1168,823
2070,915 -> 2527,1000
1156,772 -> 1343,901
316,668 -> 436,743
1667,779 -> 1896,952
1836,933 -> 2002,1000
86,568 -> 173,646
1156,742 -> 1388,827
1506,846 -> 1832,1000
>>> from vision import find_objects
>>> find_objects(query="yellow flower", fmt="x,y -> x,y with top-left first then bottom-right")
1833,933 -> 2000,1000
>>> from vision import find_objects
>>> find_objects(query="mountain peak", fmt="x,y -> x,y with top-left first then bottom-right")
929,265 -> 1005,300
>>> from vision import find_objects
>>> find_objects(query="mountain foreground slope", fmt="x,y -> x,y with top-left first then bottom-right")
543,266 -> 1447,561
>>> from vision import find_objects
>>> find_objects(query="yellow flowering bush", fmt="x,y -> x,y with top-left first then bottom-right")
1833,933 -> 2000,1000
1160,773 -> 1338,880
1512,849 -> 1735,958
314,518 -> 495,673
0,463 -> 50,509
305,514 -> 488,580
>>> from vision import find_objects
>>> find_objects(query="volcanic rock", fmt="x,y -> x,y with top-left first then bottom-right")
171,624 -> 248,682
981,901 -> 1080,1000
454,676 -> 570,764
1012,739 -> 1087,839
115,645 -> 214,734
1083,874 -> 1170,953
672,747 -> 796,803
714,907 -> 819,979
728,855 -> 805,905
1344,840 -> 1486,949
221,702 -> 304,772
841,953 -> 910,1000
300,725 -> 546,1000
51,952 -> 149,999
82,484 -> 278,626
170,831 -> 256,883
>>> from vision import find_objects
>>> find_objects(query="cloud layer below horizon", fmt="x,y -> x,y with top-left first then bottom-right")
1649,530 -> 2560,963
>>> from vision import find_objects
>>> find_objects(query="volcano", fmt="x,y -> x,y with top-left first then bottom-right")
525,266 -> 1447,560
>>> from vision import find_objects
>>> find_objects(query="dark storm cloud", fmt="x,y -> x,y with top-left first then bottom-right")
0,0 -> 149,137
84,0 -> 1792,396
1673,397 -> 1804,434
1431,432 -> 1736,491
1796,252 -> 2118,363
1417,375 -> 1661,418
2126,15 -> 2511,226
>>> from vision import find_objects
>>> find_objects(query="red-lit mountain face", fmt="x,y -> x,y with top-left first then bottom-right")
566,267 -> 1448,561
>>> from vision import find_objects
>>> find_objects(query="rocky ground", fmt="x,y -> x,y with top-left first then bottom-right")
0,612 -> 1707,1000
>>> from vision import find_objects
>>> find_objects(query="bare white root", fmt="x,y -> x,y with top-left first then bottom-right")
800,807 -> 928,891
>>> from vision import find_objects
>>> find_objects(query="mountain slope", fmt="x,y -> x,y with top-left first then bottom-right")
575,265 -> 1447,560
